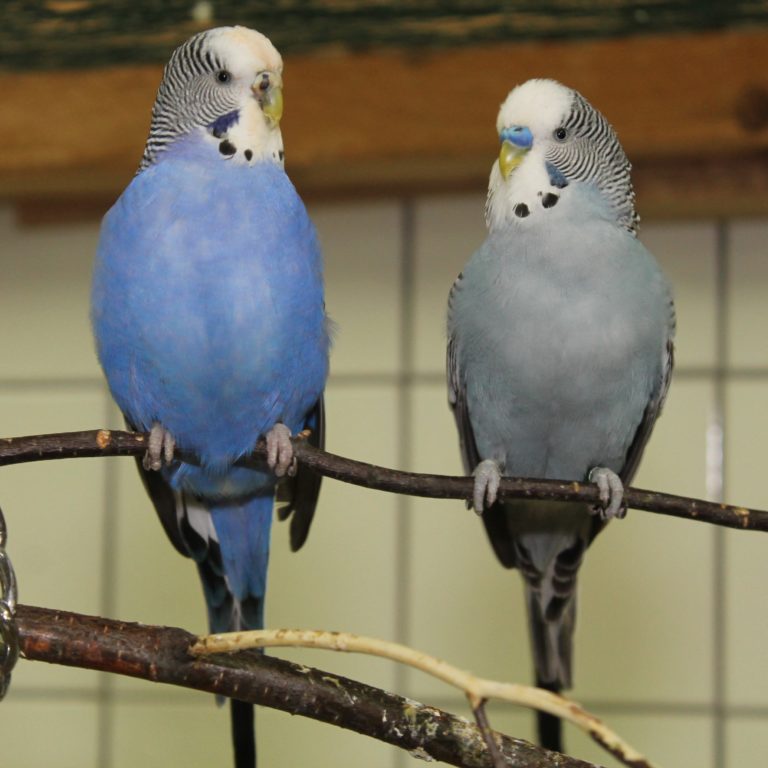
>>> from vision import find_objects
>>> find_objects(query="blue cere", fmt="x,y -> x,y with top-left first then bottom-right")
500,125 -> 533,149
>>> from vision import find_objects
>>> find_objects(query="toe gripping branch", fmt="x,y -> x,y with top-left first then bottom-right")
0,505 -> 19,700
588,467 -> 626,520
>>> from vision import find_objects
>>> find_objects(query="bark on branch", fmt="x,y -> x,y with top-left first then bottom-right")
193,628 -> 656,768
16,604 -> 599,768
1,428 -> 765,532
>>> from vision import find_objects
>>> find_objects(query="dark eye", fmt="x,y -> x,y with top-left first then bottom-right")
216,70 -> 232,84
554,127 -> 568,141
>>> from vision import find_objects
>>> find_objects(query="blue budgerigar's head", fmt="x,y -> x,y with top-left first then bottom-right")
140,26 -> 285,171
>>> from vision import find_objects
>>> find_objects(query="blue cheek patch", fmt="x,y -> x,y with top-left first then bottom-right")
500,125 -> 533,149
210,110 -> 240,139
546,161 -> 569,189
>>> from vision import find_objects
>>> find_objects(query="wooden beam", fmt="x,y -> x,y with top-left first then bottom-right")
3,29 -> 768,214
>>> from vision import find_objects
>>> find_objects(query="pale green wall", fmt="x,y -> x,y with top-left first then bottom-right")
1,199 -> 767,767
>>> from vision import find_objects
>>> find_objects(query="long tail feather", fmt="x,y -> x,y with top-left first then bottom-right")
525,582 -> 576,753
536,679 -> 563,752
231,700 -> 256,768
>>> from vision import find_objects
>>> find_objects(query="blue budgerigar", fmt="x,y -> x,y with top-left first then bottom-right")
447,79 -> 674,751
91,27 -> 330,767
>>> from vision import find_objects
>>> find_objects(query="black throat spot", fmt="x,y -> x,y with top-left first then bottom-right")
219,139 -> 237,156
541,193 -> 559,209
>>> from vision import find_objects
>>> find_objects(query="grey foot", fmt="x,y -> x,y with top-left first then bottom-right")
266,423 -> 296,478
143,423 -> 176,471
472,459 -> 502,514
588,466 -> 626,520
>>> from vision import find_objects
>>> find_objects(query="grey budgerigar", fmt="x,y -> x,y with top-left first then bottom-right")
446,79 -> 675,751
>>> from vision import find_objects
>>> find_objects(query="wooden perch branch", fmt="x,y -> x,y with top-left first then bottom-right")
16,604 -> 600,768
1,428 -> 766,532
193,628 -> 657,768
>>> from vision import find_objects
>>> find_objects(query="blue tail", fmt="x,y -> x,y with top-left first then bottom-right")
178,492 -> 273,768
130,401 -> 325,768
205,494 -> 273,634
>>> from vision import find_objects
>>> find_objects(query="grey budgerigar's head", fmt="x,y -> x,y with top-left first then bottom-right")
140,26 -> 285,170
487,79 -> 638,234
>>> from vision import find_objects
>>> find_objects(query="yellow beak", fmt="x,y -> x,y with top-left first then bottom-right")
499,140 -> 528,180
252,71 -> 283,126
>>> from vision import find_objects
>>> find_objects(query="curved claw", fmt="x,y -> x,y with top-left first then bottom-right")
266,423 -> 296,478
472,459 -> 502,514
143,423 -> 176,471
589,466 -> 626,520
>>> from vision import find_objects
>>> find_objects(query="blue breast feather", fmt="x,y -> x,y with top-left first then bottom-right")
92,154 -> 329,482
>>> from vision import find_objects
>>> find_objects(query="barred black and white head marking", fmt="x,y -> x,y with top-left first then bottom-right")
486,79 -> 639,235
139,26 -> 283,170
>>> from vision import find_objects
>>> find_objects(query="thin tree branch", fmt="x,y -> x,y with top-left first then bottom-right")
192,628 -> 657,768
0,428 -> 765,532
16,604 -> 600,768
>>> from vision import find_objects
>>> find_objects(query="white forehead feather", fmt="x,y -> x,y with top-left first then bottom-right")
496,78 -> 574,134
203,26 -> 283,76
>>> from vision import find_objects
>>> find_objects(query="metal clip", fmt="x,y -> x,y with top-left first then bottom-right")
0,506 -> 19,700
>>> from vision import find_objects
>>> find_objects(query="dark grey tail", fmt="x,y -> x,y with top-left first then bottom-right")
536,679 -> 563,752
525,583 -> 577,754
231,699 -> 256,768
